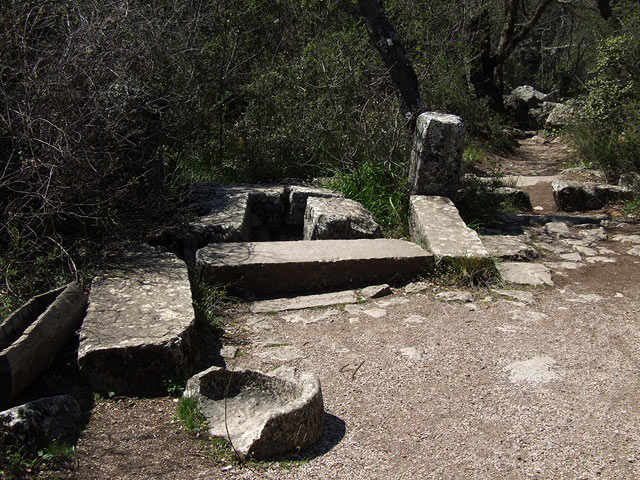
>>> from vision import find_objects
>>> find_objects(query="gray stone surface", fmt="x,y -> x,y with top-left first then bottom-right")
303,197 -> 382,240
497,262 -> 553,286
544,221 -> 573,238
481,235 -> 538,261
435,291 -> 475,303
510,85 -> 547,108
360,284 -> 392,299
408,112 -> 464,199
78,245 -> 198,394
495,187 -> 532,211
493,289 -> 535,305
544,102 -> 577,129
619,172 -> 640,192
286,186 -> 340,225
404,281 -> 429,294
552,180 -> 635,211
184,366 -> 324,460
410,195 -> 490,263
250,290 -> 359,313
0,395 -> 81,446
197,239 -> 434,296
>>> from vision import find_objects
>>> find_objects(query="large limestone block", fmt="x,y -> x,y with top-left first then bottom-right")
196,239 -> 434,295
303,197 -> 382,240
409,112 -> 464,199
286,186 -> 340,225
184,366 -> 324,460
552,180 -> 634,211
78,246 -> 198,394
410,195 -> 490,263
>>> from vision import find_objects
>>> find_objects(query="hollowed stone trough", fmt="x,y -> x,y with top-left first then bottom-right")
184,366 -> 324,460
0,282 -> 86,408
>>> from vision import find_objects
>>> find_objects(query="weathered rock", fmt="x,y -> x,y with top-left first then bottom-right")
303,197 -> 382,240
404,281 -> 429,294
250,290 -> 359,313
360,284 -> 392,299
408,112 -> 464,199
493,289 -> 535,305
496,187 -> 533,211
497,262 -> 553,286
78,246 -> 198,395
0,283 -> 87,408
618,172 -> 640,193
481,235 -> 539,261
0,395 -> 81,447
552,180 -> 635,211
286,186 -> 340,225
578,227 -> 607,243
410,195 -> 491,263
435,291 -> 475,303
184,366 -> 324,460
544,221 -> 574,239
544,102 -> 577,129
197,239 -> 433,296
510,85 -> 547,108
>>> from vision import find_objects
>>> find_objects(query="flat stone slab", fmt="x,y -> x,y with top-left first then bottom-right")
78,246 -> 198,394
497,262 -> 553,286
552,180 -> 634,211
303,197 -> 382,240
481,235 -> 538,261
184,366 -> 324,460
196,239 -> 433,295
410,195 -> 490,263
250,290 -> 359,313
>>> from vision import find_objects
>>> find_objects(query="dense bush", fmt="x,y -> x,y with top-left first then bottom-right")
572,3 -> 640,180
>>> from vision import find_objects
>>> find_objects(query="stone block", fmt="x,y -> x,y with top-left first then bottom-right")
196,239 -> 433,296
409,195 -> 490,263
303,197 -> 382,240
78,246 -> 198,395
286,186 -> 340,225
552,180 -> 635,211
408,112 -> 464,199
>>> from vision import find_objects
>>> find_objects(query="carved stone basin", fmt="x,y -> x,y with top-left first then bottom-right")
183,366 -> 324,459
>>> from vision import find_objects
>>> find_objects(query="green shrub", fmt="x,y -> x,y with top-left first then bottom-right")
325,161 -> 410,238
176,397 -> 208,433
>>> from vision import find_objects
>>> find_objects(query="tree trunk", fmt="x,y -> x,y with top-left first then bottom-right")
358,0 -> 422,131
467,0 -> 554,111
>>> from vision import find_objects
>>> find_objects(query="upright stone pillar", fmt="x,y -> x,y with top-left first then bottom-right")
408,112 -> 464,199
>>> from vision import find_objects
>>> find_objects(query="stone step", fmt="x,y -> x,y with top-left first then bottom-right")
78,246 -> 199,395
409,195 -> 491,264
196,239 -> 433,296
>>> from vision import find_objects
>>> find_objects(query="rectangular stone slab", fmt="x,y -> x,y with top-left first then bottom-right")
78,246 -> 198,395
410,195 -> 490,262
196,239 -> 433,295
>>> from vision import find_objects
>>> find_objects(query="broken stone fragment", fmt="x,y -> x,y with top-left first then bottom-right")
184,366 -> 324,460
0,395 -> 81,447
303,197 -> 382,240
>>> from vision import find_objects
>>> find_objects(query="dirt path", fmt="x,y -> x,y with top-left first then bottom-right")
18,136 -> 640,480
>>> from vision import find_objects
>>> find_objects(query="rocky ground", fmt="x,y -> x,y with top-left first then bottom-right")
6,136 -> 640,480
